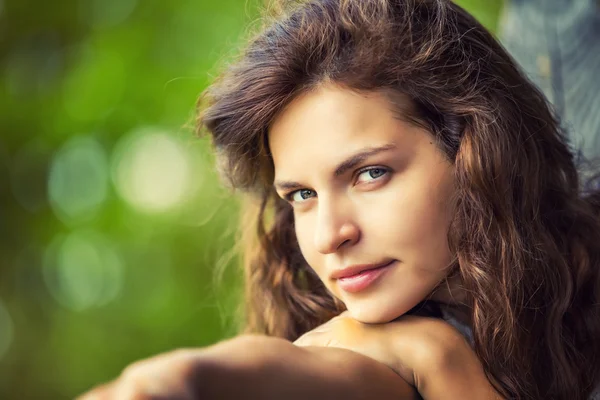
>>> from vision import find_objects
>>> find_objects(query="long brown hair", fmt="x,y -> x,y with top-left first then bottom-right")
197,0 -> 600,398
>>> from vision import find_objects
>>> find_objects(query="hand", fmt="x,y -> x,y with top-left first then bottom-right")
77,335 -> 277,400
294,311 -> 417,384
294,312 -> 470,387
294,313 -> 503,399
77,348 -> 206,400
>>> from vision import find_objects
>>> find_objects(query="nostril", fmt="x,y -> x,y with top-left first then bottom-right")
337,239 -> 352,249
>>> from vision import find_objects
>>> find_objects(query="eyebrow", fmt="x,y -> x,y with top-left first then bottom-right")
273,143 -> 397,191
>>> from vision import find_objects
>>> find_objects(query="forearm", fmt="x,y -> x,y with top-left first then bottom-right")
198,335 -> 418,400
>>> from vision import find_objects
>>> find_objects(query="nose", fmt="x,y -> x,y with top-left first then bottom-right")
314,199 -> 360,254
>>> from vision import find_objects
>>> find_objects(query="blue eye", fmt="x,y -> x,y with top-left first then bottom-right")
287,189 -> 316,203
356,167 -> 388,183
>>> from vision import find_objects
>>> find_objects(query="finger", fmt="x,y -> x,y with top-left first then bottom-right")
293,335 -> 310,346
76,382 -> 115,400
294,332 -> 317,346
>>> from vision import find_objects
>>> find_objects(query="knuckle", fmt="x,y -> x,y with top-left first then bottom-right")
121,362 -> 144,380
77,385 -> 109,400
170,348 -> 191,358
115,379 -> 156,400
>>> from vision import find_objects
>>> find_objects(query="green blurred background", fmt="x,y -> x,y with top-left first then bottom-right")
0,0 -> 500,398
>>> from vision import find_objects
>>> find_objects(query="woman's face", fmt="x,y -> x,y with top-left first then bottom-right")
268,84 -> 457,323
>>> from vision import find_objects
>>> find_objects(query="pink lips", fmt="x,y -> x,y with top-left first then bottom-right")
334,260 -> 395,293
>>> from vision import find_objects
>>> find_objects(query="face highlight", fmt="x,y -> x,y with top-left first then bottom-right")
268,84 -> 457,323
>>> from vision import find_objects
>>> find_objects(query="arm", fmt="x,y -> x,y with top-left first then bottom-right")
201,335 -> 419,399
78,334 -> 418,400
295,313 -> 504,400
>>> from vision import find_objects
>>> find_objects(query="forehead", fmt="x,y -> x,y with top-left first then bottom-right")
267,85 -> 418,174
269,85 -> 398,141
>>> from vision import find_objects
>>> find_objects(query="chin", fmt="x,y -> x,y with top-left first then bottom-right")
346,303 -> 406,324
344,291 -> 427,323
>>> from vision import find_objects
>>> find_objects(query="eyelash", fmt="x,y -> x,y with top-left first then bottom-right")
283,166 -> 391,203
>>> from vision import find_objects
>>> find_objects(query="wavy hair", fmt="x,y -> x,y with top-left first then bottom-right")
197,0 -> 600,398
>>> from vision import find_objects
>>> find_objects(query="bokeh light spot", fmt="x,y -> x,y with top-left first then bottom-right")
48,136 -> 109,224
111,128 -> 193,213
43,231 -> 124,311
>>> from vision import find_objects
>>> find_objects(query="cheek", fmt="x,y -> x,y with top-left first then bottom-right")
294,216 -> 325,275
366,184 -> 453,269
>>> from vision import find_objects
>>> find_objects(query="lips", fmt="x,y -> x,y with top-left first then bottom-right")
334,260 -> 396,293
330,259 -> 396,280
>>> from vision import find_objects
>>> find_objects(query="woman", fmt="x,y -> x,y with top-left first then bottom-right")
79,0 -> 600,398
